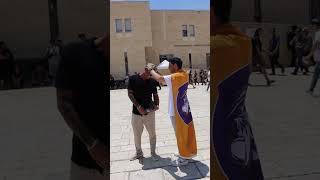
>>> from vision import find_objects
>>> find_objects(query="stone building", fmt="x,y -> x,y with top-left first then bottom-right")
110,1 -> 210,79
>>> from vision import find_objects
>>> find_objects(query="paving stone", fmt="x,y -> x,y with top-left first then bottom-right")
111,85 -> 210,179
162,163 -> 203,180
110,172 -> 129,180
129,169 -> 165,180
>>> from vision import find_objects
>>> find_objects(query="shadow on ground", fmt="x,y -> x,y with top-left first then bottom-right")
141,155 -> 209,179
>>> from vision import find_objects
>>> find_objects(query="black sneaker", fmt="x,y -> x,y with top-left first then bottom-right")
130,153 -> 144,161
151,153 -> 160,161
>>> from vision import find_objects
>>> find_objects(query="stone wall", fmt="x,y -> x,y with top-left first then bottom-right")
110,1 -> 152,79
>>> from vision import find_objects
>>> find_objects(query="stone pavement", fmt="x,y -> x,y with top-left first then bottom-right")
247,68 -> 320,180
110,85 -> 210,180
0,88 -> 71,180
0,67 -> 320,179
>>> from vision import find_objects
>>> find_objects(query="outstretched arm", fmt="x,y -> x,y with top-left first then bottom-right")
150,70 -> 166,84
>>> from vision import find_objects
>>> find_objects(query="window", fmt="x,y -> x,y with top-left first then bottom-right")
125,18 -> 132,32
182,25 -> 188,37
115,19 -> 122,33
189,25 -> 195,37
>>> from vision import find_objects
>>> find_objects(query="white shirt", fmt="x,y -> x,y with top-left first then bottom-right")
163,75 -> 175,117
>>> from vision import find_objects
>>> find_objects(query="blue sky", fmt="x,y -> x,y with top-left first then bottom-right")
149,0 -> 209,10
111,0 -> 210,10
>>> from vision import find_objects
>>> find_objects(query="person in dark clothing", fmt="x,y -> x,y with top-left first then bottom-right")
189,70 -> 192,83
287,26 -> 298,67
302,28 -> 313,71
110,74 -> 115,90
55,37 -> 107,179
128,64 -> 160,162
252,28 -> 275,86
188,70 -> 196,88
0,41 -> 15,89
12,63 -> 24,89
268,28 -> 285,75
194,70 -> 199,85
200,69 -> 206,85
291,29 -> 309,75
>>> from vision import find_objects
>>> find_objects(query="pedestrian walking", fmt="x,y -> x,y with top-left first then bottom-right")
194,70 -> 199,85
291,28 -> 309,75
189,70 -> 196,88
306,19 -> 320,95
252,28 -> 275,86
268,28 -> 285,75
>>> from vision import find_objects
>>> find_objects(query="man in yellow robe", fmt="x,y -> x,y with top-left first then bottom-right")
148,58 -> 197,166
211,0 -> 264,179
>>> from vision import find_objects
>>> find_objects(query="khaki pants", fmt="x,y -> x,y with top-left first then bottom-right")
69,162 -> 107,180
132,112 -> 156,155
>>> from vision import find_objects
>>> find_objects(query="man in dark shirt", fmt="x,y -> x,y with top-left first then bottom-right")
128,64 -> 160,162
268,28 -> 285,75
287,26 -> 298,67
55,36 -> 107,179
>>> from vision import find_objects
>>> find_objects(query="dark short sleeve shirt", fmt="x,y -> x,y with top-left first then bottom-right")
128,74 -> 157,115
55,40 -> 107,172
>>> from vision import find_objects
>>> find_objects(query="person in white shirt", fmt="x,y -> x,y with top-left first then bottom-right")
147,58 -> 197,167
306,19 -> 320,94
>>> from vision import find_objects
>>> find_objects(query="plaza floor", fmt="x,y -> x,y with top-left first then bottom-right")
247,68 -> 320,179
110,85 -> 210,180
0,67 -> 320,179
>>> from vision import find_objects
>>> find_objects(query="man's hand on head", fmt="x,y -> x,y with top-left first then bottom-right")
146,63 -> 156,71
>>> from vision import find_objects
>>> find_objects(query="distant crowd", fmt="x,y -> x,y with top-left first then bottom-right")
110,68 -> 210,90
0,33 -> 93,90
250,21 -> 319,86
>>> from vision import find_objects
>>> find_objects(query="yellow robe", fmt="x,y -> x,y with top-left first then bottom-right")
211,25 -> 264,180
171,70 -> 197,158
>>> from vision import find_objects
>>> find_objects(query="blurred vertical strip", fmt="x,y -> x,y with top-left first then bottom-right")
48,0 -> 60,42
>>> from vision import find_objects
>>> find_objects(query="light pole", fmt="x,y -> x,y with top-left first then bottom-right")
188,49 -> 192,69
48,0 -> 60,42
